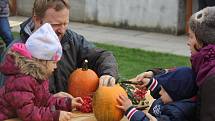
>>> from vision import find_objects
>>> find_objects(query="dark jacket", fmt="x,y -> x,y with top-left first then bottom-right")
198,0 -> 215,10
191,44 -> 215,121
125,98 -> 197,121
0,54 -> 72,121
0,0 -> 9,17
150,67 -> 198,101
14,18 -> 118,93
124,67 -> 198,121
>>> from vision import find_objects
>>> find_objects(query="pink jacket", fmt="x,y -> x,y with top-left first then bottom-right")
0,54 -> 72,121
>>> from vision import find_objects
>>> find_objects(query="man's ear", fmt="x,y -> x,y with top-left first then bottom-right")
32,15 -> 42,31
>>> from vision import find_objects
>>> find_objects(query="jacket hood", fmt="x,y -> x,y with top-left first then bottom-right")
0,54 -> 20,75
0,51 -> 49,80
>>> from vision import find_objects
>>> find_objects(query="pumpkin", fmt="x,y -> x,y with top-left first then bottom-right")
93,84 -> 127,121
68,60 -> 99,97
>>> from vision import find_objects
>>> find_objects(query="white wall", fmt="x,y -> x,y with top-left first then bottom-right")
96,0 -> 181,34
16,0 -> 188,35
17,0 -> 33,16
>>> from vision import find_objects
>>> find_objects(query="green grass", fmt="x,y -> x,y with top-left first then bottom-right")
12,32 -> 20,38
0,32 -> 19,44
95,43 -> 190,80
10,32 -> 190,80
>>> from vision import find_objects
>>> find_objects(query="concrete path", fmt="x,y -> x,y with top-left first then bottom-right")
9,16 -> 190,57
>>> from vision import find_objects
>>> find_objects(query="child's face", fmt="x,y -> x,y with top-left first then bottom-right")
46,61 -> 57,75
187,27 -> 203,55
159,86 -> 173,104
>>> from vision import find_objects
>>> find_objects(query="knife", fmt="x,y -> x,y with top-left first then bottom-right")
119,80 -> 144,85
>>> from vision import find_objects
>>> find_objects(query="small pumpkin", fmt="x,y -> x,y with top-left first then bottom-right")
93,84 -> 127,121
68,60 -> 99,97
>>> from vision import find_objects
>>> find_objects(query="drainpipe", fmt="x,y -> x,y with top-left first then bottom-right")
9,0 -> 17,16
186,0 -> 192,33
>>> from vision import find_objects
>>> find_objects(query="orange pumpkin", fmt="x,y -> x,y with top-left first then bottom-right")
68,60 -> 99,97
93,84 -> 127,121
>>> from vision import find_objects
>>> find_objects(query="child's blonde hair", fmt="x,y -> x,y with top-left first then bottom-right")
8,50 -> 54,82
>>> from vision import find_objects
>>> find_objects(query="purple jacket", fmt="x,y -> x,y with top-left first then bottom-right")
191,44 -> 215,121
0,54 -> 72,121
191,44 -> 215,87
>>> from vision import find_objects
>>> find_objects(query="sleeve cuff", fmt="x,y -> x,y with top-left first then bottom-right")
66,97 -> 72,111
147,78 -> 158,91
125,107 -> 138,121
53,110 -> 60,121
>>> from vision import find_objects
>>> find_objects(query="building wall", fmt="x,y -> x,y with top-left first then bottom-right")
16,0 -> 194,35
96,0 -> 185,35
16,0 -> 33,16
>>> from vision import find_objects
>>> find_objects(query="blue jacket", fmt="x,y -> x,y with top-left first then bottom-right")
125,67 -> 198,121
148,67 -> 198,101
125,98 -> 197,121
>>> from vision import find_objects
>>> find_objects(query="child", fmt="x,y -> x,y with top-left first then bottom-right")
0,23 -> 83,121
140,6 -> 215,121
117,67 -> 198,121
187,6 -> 215,121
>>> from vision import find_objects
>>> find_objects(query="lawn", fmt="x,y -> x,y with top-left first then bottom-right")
6,32 -> 190,80
95,43 -> 190,80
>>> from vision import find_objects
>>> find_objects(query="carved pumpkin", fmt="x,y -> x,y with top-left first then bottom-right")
93,84 -> 127,121
68,60 -> 99,97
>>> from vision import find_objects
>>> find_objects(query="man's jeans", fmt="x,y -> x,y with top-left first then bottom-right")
0,17 -> 13,47
0,42 -> 5,87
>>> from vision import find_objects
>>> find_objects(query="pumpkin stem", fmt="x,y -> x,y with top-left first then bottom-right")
82,59 -> 88,71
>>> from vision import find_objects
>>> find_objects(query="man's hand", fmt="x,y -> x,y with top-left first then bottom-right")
53,91 -> 73,99
99,75 -> 115,87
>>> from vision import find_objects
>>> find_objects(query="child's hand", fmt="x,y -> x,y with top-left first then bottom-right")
116,94 -> 132,112
72,97 -> 83,108
135,78 -> 150,90
144,111 -> 157,121
59,111 -> 73,121
136,71 -> 153,79
128,71 -> 153,90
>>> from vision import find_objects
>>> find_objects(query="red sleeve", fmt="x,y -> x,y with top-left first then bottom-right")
41,80 -> 72,111
46,94 -> 72,112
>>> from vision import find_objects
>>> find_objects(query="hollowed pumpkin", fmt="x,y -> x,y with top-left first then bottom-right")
93,84 -> 127,121
68,60 -> 99,97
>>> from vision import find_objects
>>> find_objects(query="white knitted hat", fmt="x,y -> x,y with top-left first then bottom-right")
25,23 -> 62,61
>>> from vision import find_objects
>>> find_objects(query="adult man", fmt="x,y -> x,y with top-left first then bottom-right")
19,0 -> 118,93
